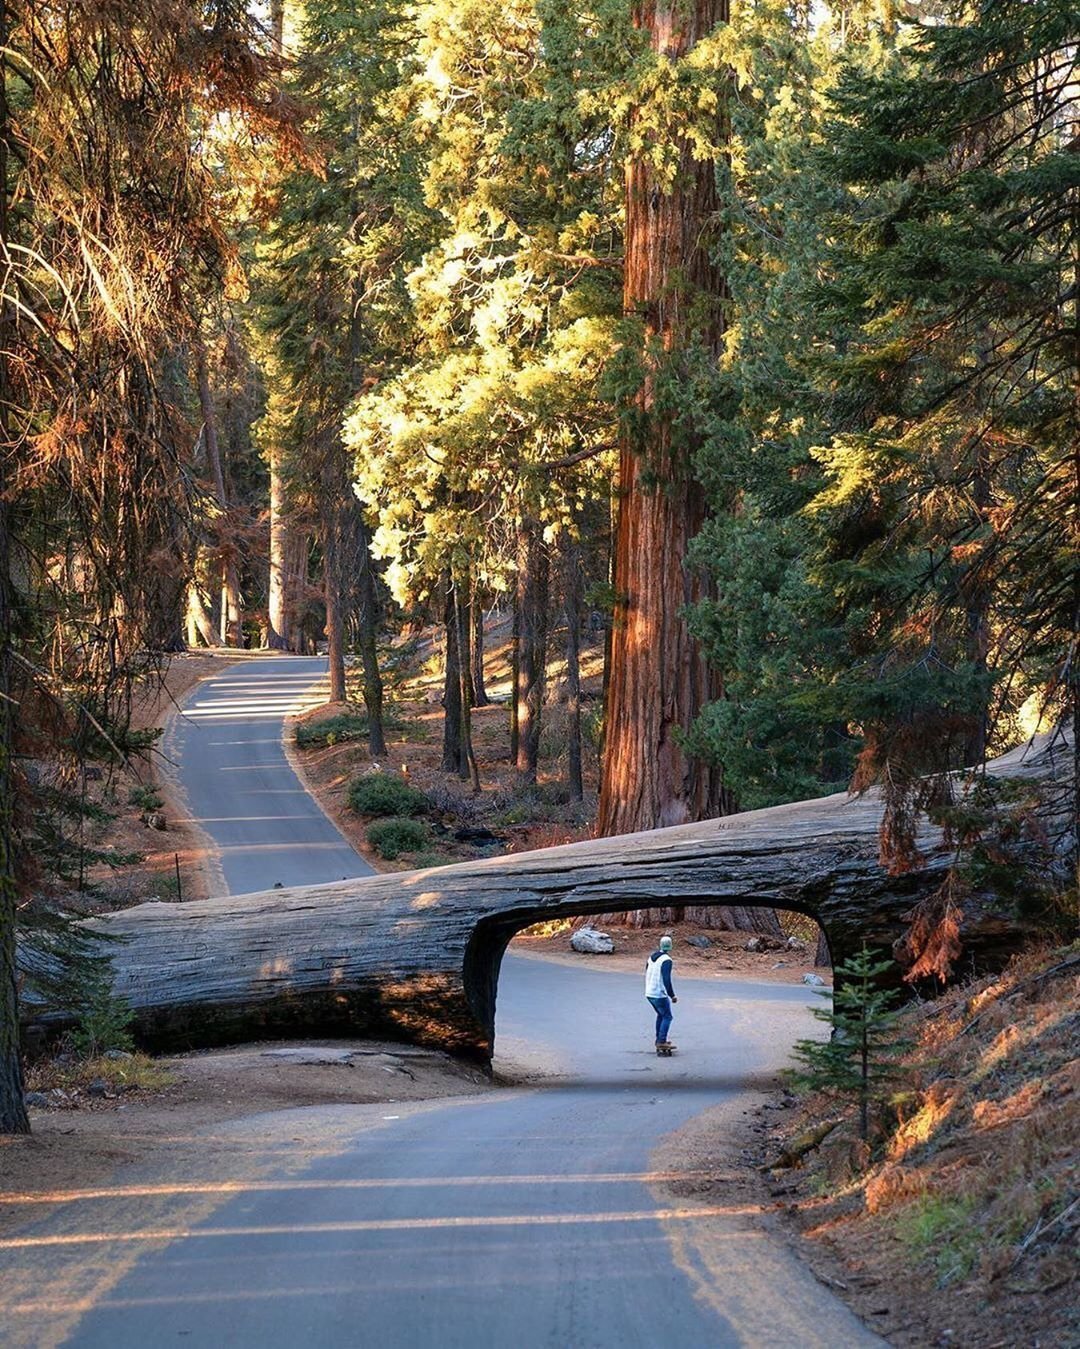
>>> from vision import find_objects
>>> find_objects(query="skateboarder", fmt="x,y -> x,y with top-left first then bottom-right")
644,933 -> 677,1054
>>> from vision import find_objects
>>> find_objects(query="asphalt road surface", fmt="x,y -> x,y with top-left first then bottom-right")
6,959 -> 884,1349
3,659 -> 885,1348
164,655 -> 377,893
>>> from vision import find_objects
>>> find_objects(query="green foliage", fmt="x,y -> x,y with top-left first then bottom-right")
295,714 -> 372,750
348,773 -> 429,818
70,975 -> 135,1059
893,1195 -> 981,1286
127,784 -> 164,813
366,816 -> 429,860
790,947 -> 912,1143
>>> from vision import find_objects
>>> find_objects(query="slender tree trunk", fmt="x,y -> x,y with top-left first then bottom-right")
470,584 -> 489,708
195,341 -> 242,647
562,535 -> 584,801
186,579 -> 217,649
355,516 -> 387,757
442,577 -> 464,774
597,0 -> 728,840
510,587 -> 521,764
346,250 -> 387,756
322,497 -> 346,704
455,574 -> 481,791
267,452 -> 289,650
0,1 -> 28,1131
285,531 -> 308,652
516,520 -> 549,785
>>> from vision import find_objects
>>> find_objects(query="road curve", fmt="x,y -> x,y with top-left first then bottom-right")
5,959 -> 884,1348
164,655 -> 376,893
2,660 -> 885,1347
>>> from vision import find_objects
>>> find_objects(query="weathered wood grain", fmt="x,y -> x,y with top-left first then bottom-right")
65,730 -> 1078,1061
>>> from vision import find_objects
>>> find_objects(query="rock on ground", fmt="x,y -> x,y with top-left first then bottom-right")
570,926 -> 614,955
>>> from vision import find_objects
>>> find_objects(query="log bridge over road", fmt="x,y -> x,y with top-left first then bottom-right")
83,731 -> 1074,1062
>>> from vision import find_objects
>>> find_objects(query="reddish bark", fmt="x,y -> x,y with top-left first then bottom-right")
597,0 -> 729,840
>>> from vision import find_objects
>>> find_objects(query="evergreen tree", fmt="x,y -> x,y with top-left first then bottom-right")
791,946 -> 912,1142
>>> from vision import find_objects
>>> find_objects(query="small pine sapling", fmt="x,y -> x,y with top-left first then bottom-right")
791,946 -> 912,1142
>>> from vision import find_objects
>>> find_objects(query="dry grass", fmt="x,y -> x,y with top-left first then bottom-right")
753,942 -> 1080,1346
26,1053 -> 174,1099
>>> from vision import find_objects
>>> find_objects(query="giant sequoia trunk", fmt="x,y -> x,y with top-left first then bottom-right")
598,0 -> 752,929
39,732 -> 1072,1064
597,0 -> 727,841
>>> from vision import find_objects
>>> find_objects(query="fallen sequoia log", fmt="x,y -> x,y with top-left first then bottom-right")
46,729 -> 1077,1062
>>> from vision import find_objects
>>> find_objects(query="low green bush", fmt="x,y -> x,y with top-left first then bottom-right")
348,772 -> 428,817
295,713 -> 370,750
128,784 -> 164,813
367,817 -> 429,860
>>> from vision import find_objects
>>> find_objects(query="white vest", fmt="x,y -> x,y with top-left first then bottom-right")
644,953 -> 672,999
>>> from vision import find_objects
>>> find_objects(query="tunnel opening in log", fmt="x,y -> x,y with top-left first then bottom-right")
463,901 -> 834,1061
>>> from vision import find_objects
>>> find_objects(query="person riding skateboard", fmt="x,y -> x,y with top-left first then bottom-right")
644,933 -> 677,1054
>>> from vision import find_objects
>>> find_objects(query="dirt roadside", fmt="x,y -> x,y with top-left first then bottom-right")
510,923 -> 829,988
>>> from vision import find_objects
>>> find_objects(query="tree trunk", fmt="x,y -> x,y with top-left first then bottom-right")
562,535 -> 584,802
266,448 -> 289,651
186,580 -> 217,649
510,595 -> 521,764
515,520 -> 549,785
323,503 -> 346,705
597,0 -> 728,838
195,340 -> 242,648
470,585 -> 489,708
455,573 -> 481,791
355,515 -> 387,758
285,531 -> 308,653
0,4 -> 29,1130
441,577 -> 464,774
51,730 -> 1073,1064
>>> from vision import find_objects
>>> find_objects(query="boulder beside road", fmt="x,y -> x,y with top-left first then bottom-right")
570,926 -> 614,955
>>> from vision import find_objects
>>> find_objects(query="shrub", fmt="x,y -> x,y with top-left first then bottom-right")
295,713 -> 370,750
348,772 -> 428,817
367,817 -> 429,860
128,784 -> 164,813
71,976 -> 135,1058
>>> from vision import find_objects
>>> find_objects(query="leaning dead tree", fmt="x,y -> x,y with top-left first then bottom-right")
31,729 -> 1075,1063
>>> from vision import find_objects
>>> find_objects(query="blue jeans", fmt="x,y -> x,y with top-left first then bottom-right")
647,996 -> 673,1044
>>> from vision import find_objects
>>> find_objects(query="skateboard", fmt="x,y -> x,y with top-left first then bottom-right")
655,1042 -> 675,1057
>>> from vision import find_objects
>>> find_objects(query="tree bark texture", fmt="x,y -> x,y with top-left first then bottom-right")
441,578 -> 464,774
470,587 -> 489,708
597,0 -> 728,839
195,340 -> 242,648
266,447 -> 290,651
562,536 -> 584,802
353,514 -> 387,758
515,521 -> 549,784
455,574 -> 480,791
38,732 -> 1072,1067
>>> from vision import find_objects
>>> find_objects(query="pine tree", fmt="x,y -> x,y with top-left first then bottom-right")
791,947 -> 912,1142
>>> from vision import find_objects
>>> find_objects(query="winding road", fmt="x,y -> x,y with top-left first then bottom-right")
5,657 -> 885,1348
164,656 -> 377,894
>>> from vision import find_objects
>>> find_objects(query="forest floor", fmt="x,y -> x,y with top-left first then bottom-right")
669,942 -> 1079,1349
289,614 -> 603,875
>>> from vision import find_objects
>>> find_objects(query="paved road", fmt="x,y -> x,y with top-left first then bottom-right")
2,660 -> 884,1347
164,656 -> 376,893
